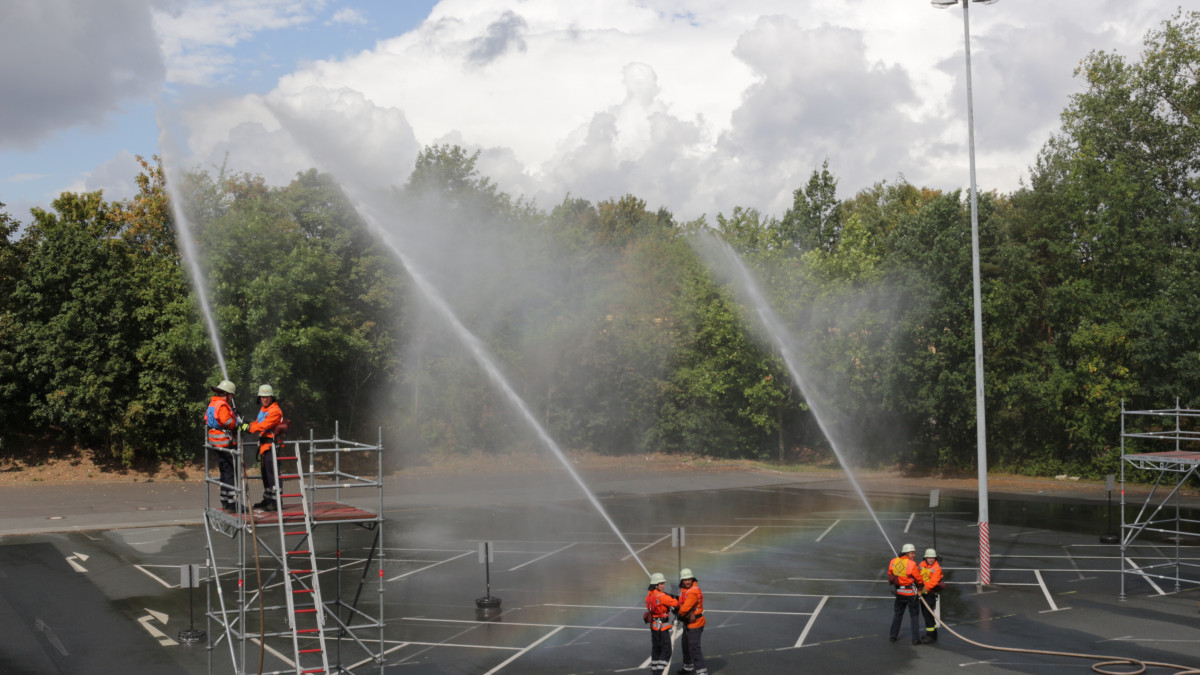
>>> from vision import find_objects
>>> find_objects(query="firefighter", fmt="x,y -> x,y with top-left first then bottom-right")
205,379 -> 243,512
240,384 -> 285,512
918,548 -> 945,642
887,543 -> 922,645
645,572 -> 680,675
676,568 -> 706,675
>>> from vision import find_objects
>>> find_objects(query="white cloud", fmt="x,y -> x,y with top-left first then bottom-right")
153,0 -> 325,85
175,0 -> 1170,220
328,7 -> 367,26
63,150 -> 145,201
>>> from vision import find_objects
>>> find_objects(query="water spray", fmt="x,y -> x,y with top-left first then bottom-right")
156,116 -> 229,380
697,233 -> 896,554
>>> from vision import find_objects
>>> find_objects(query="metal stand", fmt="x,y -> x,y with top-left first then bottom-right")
1118,399 -> 1200,600
202,424 -> 386,673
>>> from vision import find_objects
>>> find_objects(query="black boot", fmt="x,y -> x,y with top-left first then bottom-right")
253,498 -> 277,512
222,500 -> 245,513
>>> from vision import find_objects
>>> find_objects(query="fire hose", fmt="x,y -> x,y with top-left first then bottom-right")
917,593 -> 1200,675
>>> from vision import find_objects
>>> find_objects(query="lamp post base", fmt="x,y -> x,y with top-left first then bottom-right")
1099,534 -> 1120,544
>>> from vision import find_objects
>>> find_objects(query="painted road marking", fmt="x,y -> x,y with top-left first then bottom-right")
1124,557 -> 1166,595
35,619 -> 68,656
904,512 -> 915,533
483,626 -> 564,675
790,595 -> 828,648
815,520 -> 841,543
623,533 -> 670,561
387,551 -> 474,581
403,617 -> 643,632
65,552 -> 89,573
546,603 -> 811,617
721,526 -> 758,552
508,543 -> 576,571
1033,570 -> 1069,613
1062,546 -> 1097,581
138,608 -> 177,646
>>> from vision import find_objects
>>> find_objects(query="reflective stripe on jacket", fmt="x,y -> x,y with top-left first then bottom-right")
645,589 -> 679,631
889,556 -> 920,596
249,401 -> 283,455
205,396 -> 236,448
919,560 -> 944,593
678,583 -> 705,629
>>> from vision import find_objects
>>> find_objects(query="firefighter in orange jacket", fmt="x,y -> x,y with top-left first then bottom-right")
887,543 -> 922,645
677,568 -> 706,675
645,572 -> 680,675
205,379 -> 243,512
240,384 -> 285,512
918,548 -> 945,642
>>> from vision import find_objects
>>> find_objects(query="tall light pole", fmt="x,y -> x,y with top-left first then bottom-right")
933,0 -> 994,587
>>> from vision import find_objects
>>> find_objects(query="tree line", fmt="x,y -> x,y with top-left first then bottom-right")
0,11 -> 1196,477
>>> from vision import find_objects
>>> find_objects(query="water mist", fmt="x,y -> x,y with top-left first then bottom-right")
157,119 -> 228,380
696,232 -> 897,555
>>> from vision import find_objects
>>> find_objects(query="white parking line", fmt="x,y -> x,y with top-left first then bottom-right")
1033,569 -> 1068,612
1124,558 -> 1166,595
624,534 -> 670,561
815,520 -> 840,543
508,543 -> 576,571
387,551 -> 474,581
789,596 -> 828,648
904,513 -> 915,533
721,527 -> 758,552
483,626 -> 565,675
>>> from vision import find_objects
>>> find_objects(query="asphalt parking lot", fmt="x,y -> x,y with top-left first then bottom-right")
1,469 -> 1198,674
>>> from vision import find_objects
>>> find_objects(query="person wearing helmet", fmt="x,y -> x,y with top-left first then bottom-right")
241,384 -> 285,512
644,572 -> 680,675
676,568 -> 706,675
918,548 -> 945,642
205,379 -> 244,512
887,543 -> 922,645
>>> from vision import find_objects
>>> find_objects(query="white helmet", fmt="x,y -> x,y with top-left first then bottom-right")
258,384 -> 275,398
649,572 -> 666,585
679,568 -> 695,580
901,543 -> 916,554
212,379 -> 236,395
925,549 -> 938,559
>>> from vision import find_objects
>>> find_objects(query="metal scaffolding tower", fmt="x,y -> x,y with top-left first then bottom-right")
1118,400 -> 1200,600
202,424 -> 386,673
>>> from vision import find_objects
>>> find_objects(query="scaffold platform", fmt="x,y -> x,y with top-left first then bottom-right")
1118,401 -> 1200,600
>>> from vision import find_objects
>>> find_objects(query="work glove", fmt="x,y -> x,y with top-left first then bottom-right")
239,422 -> 250,432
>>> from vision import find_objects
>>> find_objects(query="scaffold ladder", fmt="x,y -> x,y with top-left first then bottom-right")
271,443 -> 330,674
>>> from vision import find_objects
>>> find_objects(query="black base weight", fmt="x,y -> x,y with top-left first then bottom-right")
1099,534 -> 1119,544
178,629 -> 207,643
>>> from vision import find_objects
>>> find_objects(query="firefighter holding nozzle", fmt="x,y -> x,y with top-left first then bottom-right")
240,384 -> 287,512
644,572 -> 680,675
205,379 -> 244,512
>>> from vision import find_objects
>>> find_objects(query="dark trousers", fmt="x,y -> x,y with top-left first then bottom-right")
890,593 -> 921,642
919,592 -> 939,637
681,626 -> 705,673
260,447 -> 278,501
649,628 -> 672,675
216,446 -> 237,503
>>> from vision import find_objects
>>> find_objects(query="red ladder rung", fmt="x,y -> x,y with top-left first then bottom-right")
299,648 -> 324,654
301,668 -> 326,673
296,628 -> 321,633
293,589 -> 314,594
281,474 -> 301,479
278,456 -> 299,461
295,608 -> 318,614
282,493 -> 302,498
286,530 -> 307,536
288,550 -> 310,555
290,569 -> 313,574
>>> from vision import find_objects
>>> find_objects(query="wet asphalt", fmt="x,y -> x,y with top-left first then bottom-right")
1,468 -> 1198,674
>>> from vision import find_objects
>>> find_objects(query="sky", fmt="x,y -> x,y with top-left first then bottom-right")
0,0 -> 1180,226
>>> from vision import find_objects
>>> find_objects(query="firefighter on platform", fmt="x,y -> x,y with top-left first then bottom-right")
645,572 -> 680,675
205,379 -> 243,512
240,384 -> 285,512
677,568 -> 706,675
918,548 -> 945,642
888,543 -> 923,645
